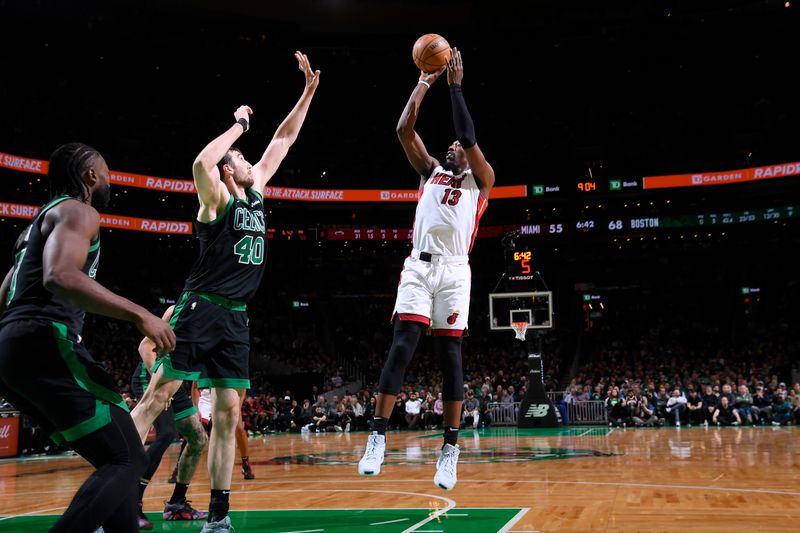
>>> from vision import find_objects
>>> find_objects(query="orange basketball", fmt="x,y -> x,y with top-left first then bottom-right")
412,33 -> 451,73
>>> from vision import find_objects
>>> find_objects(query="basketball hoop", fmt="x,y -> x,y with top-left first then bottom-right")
511,321 -> 528,341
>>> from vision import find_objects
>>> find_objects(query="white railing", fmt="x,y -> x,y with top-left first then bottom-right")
486,398 -> 608,426
562,401 -> 608,425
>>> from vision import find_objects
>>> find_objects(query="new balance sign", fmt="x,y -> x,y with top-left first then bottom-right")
524,404 -> 550,418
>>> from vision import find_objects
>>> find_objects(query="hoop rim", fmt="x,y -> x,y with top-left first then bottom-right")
510,321 -> 529,339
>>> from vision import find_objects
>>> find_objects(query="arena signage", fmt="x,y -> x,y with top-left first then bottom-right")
0,201 -> 192,234
643,161 -> 800,189
1,151 -> 526,201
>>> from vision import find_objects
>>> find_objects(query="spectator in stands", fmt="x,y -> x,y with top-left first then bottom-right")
479,390 -> 492,428
631,394 -> 657,427
712,396 -> 741,426
665,388 -> 687,427
623,394 -> 638,423
703,385 -> 719,424
365,396 -> 376,430
563,386 -> 576,406
606,387 -> 628,427
291,399 -> 308,431
314,394 -> 327,412
327,395 -> 340,422
421,392 -> 435,429
351,395 -> 366,430
719,384 -> 736,406
653,385 -> 670,420
751,385 -> 772,425
335,397 -> 353,432
432,392 -> 444,429
771,391 -> 793,426
686,389 -> 705,426
480,384 -> 492,402
330,370 -> 344,389
390,393 -> 407,430
590,385 -> 603,401
500,387 -> 515,405
734,385 -> 755,425
275,396 -> 293,432
305,405 -> 328,433
789,390 -> 800,424
574,385 -> 589,402
462,389 -> 481,429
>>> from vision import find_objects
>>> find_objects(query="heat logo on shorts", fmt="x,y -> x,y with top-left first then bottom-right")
447,311 -> 460,325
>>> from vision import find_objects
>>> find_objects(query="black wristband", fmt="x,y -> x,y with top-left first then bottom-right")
237,117 -> 249,132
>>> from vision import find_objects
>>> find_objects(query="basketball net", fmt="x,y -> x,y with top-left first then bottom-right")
511,322 -> 528,341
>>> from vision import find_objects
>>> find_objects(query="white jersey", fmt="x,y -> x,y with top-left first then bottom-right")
198,388 -> 212,423
413,165 -> 488,256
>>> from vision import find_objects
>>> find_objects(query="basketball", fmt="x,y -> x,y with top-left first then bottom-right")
412,33 -> 451,73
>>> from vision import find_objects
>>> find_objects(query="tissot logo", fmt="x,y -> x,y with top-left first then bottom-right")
525,404 -> 550,418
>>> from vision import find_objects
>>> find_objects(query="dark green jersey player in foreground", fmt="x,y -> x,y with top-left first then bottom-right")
0,143 -> 176,533
131,51 -> 320,533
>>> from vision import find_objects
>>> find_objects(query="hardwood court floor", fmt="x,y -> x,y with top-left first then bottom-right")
1,425 -> 798,532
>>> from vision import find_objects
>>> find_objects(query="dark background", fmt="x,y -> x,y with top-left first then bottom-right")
1,0 -> 798,394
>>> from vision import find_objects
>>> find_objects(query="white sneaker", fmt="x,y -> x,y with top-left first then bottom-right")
676,421 -> 681,428
358,433 -> 386,476
201,516 -> 233,532
434,444 -> 460,491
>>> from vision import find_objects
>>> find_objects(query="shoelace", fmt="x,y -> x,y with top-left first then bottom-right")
440,449 -> 458,476
363,437 -> 381,461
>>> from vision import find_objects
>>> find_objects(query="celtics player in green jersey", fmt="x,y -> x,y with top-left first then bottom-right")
0,143 -> 176,532
130,51 -> 320,533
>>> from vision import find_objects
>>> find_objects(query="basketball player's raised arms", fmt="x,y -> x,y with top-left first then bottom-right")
252,52 -> 320,191
396,67 -> 446,180
446,48 -> 495,196
191,106 -> 252,212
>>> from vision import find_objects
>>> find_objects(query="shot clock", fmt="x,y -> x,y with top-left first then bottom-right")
508,248 -> 535,282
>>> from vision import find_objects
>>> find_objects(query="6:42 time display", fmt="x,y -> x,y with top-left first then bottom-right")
512,250 -> 532,275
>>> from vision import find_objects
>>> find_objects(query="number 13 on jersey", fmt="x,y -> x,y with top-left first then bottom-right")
441,188 -> 462,206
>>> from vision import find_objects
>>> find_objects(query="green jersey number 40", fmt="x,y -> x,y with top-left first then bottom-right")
234,235 -> 264,265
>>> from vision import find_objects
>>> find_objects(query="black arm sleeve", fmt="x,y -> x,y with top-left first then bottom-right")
449,84 -> 476,149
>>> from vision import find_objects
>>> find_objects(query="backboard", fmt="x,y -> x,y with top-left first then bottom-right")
489,291 -> 554,331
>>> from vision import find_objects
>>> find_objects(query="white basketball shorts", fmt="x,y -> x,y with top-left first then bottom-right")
393,249 -> 471,335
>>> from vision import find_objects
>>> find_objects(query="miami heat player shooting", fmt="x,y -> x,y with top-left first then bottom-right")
358,48 -> 494,490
